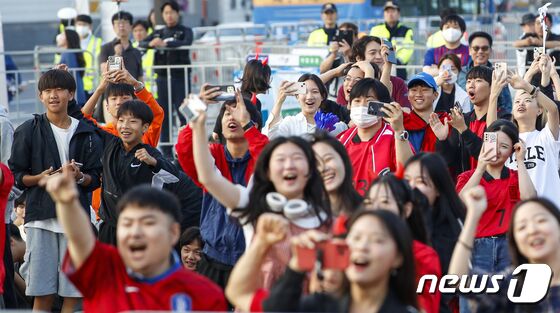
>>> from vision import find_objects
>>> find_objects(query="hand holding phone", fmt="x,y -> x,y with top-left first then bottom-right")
483,132 -> 498,162
179,94 -> 207,122
205,85 -> 236,101
382,39 -> 397,64
494,62 -> 508,78
367,101 -> 389,118
297,240 -> 350,271
286,82 -> 307,96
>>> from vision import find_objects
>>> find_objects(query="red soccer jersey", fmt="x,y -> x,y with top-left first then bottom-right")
414,240 -> 442,313
456,168 -> 520,238
63,241 -> 227,312
468,118 -> 487,169
338,123 -> 397,196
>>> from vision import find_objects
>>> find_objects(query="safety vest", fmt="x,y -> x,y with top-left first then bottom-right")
307,28 -> 329,47
133,41 -> 157,97
83,35 -> 102,92
369,22 -> 414,64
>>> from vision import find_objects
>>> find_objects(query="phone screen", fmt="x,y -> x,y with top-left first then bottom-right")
367,101 -> 387,117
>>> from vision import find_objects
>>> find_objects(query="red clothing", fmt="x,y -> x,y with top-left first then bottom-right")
456,168 -> 520,237
251,289 -> 270,312
336,76 -> 411,108
63,241 -> 227,312
175,125 -> 268,190
0,164 -> 14,293
403,111 -> 449,152
414,240 -> 442,313
468,117 -> 487,169
338,123 -> 398,196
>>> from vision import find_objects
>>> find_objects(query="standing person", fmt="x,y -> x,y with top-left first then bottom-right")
75,14 -> 102,99
434,53 -> 470,113
40,170 -> 227,312
514,13 -> 560,70
513,14 -> 537,76
307,3 -> 338,47
423,14 -> 469,76
132,20 -> 157,96
369,0 -> 414,80
8,69 -> 103,312
140,0 -> 194,158
99,11 -> 143,81
56,29 -> 86,106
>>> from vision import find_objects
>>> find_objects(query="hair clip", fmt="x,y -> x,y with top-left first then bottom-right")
262,57 -> 269,66
254,52 -> 259,61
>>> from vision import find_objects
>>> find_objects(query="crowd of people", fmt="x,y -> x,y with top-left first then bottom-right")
1,0 -> 560,312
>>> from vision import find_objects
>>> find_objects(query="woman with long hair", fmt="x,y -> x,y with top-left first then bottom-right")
56,29 -> 86,105
434,53 -> 470,113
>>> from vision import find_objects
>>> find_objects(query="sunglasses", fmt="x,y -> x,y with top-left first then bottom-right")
471,45 -> 490,52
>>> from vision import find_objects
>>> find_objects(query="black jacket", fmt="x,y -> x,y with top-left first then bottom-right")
163,168 -> 202,230
9,114 -> 103,222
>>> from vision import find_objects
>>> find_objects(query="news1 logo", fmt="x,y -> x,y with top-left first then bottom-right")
417,264 -> 553,303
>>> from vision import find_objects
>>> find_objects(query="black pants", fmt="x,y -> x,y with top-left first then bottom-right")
197,254 -> 234,309
3,224 -> 17,308
157,76 -> 188,158
98,221 -> 117,246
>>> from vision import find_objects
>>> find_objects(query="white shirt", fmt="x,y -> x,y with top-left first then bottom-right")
264,112 -> 347,140
434,83 -> 472,113
505,124 -> 560,209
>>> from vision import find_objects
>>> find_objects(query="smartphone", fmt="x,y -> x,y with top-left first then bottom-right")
483,132 -> 498,162
287,82 -> 307,96
494,62 -> 507,77
334,30 -> 354,46
107,56 -> 123,71
453,101 -> 463,114
50,162 -> 83,175
205,85 -> 236,101
382,39 -> 397,64
179,94 -> 207,121
296,241 -> 350,271
534,47 -> 544,59
367,101 -> 388,118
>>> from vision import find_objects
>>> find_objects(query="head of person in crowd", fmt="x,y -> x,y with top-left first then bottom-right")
351,36 -> 385,68
404,152 -> 466,220
365,174 -> 430,244
38,69 -> 76,110
465,65 -> 492,107
239,59 -> 272,95
9,224 -> 26,264
383,0 -> 401,27
440,14 -> 466,47
132,20 -> 151,43
161,1 -> 180,28
485,119 -> 519,168
56,29 -> 80,50
309,131 -> 363,216
13,193 -> 26,227
508,198 -> 560,267
339,22 -> 359,41
116,185 -> 182,278
111,11 -> 134,40
342,62 -> 381,102
512,82 -> 544,130
238,136 -> 331,227
104,83 -> 137,119
179,227 -> 203,271
214,97 -> 263,143
344,209 -> 418,309
296,73 -> 329,119
520,13 -> 537,35
348,78 -> 392,129
535,13 -> 553,38
469,31 -> 493,67
116,100 -> 154,149
320,3 -> 338,29
437,53 -> 461,86
407,72 -> 438,115
148,8 -> 156,29
75,14 -> 93,39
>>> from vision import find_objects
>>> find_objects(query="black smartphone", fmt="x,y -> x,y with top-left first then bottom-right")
334,30 -> 354,46
367,101 -> 388,117
382,39 -> 397,64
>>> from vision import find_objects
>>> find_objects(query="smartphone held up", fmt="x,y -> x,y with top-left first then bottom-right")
297,240 -> 350,271
179,94 -> 207,122
483,132 -> 498,162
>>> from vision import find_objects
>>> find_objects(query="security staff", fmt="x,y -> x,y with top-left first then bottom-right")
370,0 -> 414,79
307,3 -> 338,47
75,14 -> 102,98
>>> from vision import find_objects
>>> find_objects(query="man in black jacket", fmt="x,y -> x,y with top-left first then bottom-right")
140,0 -> 193,158
8,69 -> 103,312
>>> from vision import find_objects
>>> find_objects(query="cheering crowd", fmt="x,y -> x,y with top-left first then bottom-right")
2,0 -> 560,312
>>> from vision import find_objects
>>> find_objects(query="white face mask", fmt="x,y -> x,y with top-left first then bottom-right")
447,71 -> 458,84
442,28 -> 462,43
75,25 -> 91,38
350,106 -> 379,129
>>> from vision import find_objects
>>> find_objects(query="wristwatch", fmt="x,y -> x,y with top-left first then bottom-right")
529,85 -> 539,96
76,173 -> 86,185
396,130 -> 409,141
243,120 -> 255,131
133,81 -> 145,92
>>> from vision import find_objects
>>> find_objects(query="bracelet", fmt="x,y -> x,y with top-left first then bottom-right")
459,240 -> 473,251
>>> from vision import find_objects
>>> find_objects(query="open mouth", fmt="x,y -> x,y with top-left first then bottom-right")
227,122 -> 238,132
129,243 -> 148,257
517,107 -> 527,113
468,90 -> 476,99
120,130 -> 132,138
350,256 -> 370,270
322,171 -> 336,184
529,237 -> 545,249
283,173 -> 298,182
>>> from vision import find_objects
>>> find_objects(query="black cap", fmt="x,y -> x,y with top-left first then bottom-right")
520,13 -> 536,26
383,0 -> 400,10
321,3 -> 337,13
76,14 -> 92,25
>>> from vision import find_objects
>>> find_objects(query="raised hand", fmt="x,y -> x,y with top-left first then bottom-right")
134,148 -> 157,167
199,83 -> 222,105
288,230 -> 329,272
507,70 -> 531,91
463,186 -> 488,219
448,107 -> 467,133
513,140 -> 527,163
226,89 -> 251,127
255,213 -> 290,246
381,102 -> 405,132
429,113 -> 449,140
39,163 -> 79,204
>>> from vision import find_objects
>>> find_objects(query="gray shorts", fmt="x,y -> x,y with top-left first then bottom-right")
20,227 -> 81,297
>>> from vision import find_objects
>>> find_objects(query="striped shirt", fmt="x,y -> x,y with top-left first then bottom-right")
424,44 -> 470,67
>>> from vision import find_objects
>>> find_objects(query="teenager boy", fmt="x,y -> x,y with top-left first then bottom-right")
40,167 -> 226,312
8,69 -> 103,312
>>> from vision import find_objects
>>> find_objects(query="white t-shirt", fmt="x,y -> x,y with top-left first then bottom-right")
506,124 -> 560,209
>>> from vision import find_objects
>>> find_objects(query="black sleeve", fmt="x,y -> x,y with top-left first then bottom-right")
98,44 -> 110,65
164,170 -> 202,229
262,267 -> 307,312
139,32 -> 156,49
435,129 -> 461,169
67,99 -> 85,120
461,129 -> 483,160
8,122 -> 32,189
80,132 -> 104,192
166,26 -> 192,48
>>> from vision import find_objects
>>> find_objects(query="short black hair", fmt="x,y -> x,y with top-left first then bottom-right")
132,20 -> 150,31
486,119 -> 519,146
116,100 -> 154,125
339,22 -> 358,34
215,97 -> 263,143
15,191 -> 26,208
440,14 -> 466,33
76,14 -> 93,25
105,83 -> 136,99
466,65 -> 493,86
348,78 -> 392,105
469,31 -> 493,47
38,69 -> 76,93
9,224 -> 23,242
111,11 -> 134,25
298,73 -> 327,103
161,0 -> 180,13
351,36 -> 382,62
117,185 -> 182,223
179,227 -> 203,248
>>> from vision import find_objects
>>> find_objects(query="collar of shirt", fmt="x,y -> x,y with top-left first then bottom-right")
483,166 -> 510,181
225,147 -> 250,163
127,250 -> 182,284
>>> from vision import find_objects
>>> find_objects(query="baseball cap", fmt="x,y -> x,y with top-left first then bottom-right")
384,0 -> 400,10
408,72 -> 438,91
520,13 -> 536,26
321,3 -> 337,14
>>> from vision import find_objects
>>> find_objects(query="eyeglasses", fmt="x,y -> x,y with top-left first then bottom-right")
471,45 -> 490,52
344,76 -> 362,84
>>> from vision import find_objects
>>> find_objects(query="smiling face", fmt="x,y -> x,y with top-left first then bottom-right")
107,94 -> 134,118
180,240 -> 202,271
117,206 -> 180,277
513,91 -> 540,123
360,40 -> 384,67
513,202 -> 560,263
469,36 -> 492,66
407,83 -> 437,114
117,112 -> 148,146
268,142 -> 310,200
313,142 -> 345,193
466,77 -> 490,106
343,67 -> 364,101
297,79 -> 324,117
345,215 -> 402,287
404,161 -> 438,206
39,87 -> 73,114
365,183 -> 400,215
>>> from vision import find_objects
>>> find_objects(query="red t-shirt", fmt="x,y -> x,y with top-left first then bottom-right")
338,123 -> 397,196
456,168 -> 520,238
414,240 -> 442,313
63,241 -> 227,312
0,164 -> 14,293
468,117 -> 487,169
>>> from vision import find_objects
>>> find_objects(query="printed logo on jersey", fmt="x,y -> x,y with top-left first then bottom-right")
171,293 -> 192,312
